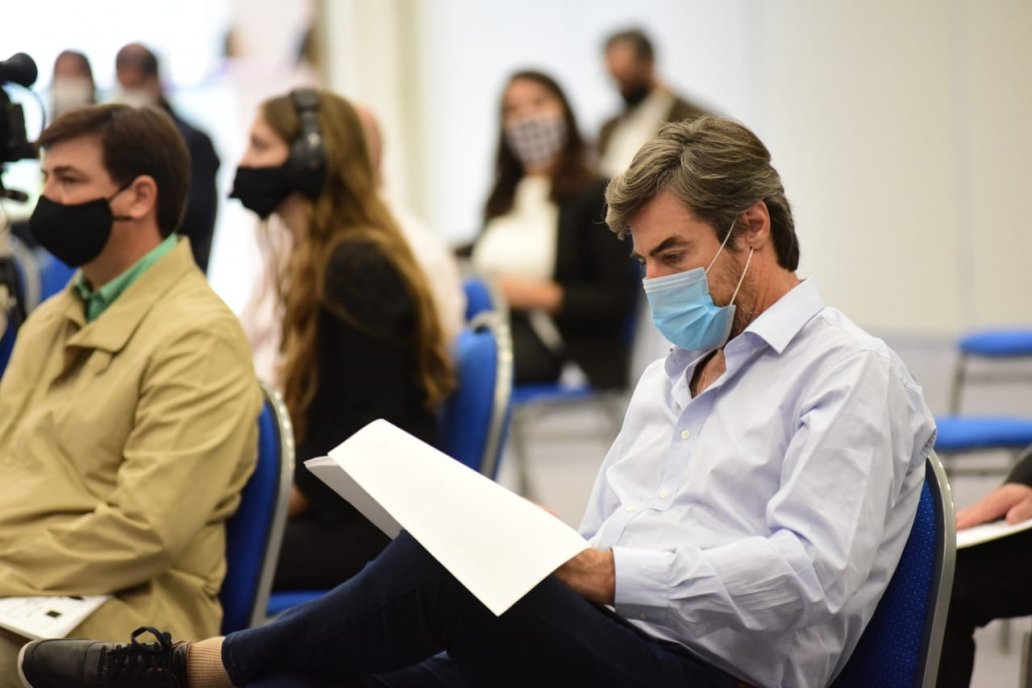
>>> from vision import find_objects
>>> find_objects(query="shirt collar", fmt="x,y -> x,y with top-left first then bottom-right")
74,233 -> 179,323
663,279 -> 825,384
61,237 -> 196,353
739,278 -> 824,355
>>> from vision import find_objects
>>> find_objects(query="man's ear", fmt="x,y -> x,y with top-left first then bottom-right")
739,200 -> 771,250
123,175 -> 158,221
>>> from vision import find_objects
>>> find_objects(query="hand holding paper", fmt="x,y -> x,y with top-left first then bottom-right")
305,420 -> 590,616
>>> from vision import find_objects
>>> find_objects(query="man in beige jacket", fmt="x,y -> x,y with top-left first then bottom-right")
0,104 -> 260,683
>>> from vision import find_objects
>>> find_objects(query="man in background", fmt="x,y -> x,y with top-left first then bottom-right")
597,28 -> 708,177
115,42 -> 221,273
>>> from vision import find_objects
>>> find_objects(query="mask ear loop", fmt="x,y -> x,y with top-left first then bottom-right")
109,177 -> 138,223
729,247 -> 754,306
705,218 -> 738,273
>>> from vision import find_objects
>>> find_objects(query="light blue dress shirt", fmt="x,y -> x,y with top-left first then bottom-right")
579,280 -> 936,688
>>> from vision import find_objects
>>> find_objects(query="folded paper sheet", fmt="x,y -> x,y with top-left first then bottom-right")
0,595 -> 109,640
305,419 -> 589,616
956,516 -> 1032,549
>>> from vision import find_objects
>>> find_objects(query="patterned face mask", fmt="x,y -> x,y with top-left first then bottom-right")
504,114 -> 567,170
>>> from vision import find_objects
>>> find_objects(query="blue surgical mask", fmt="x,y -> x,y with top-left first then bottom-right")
642,221 -> 753,352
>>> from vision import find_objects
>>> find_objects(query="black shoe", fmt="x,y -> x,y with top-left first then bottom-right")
18,626 -> 189,687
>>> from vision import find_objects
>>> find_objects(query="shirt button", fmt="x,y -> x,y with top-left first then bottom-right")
659,489 -> 669,498
624,505 -> 635,513
680,430 -> 691,440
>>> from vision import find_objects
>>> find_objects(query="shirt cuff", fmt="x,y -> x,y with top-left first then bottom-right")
612,546 -> 675,609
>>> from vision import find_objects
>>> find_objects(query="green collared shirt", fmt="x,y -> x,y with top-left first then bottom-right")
74,234 -> 179,322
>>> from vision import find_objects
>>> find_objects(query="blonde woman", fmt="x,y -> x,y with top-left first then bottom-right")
229,89 -> 454,590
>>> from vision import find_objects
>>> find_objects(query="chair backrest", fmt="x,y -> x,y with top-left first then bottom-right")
831,452 -> 956,688
220,381 -> 295,633
0,250 -> 28,378
462,275 -> 508,323
38,251 -> 77,304
949,328 -> 1032,413
437,314 -> 513,478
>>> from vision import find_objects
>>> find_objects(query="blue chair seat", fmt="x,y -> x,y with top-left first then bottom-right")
958,329 -> 1032,358
934,415 -> 1032,453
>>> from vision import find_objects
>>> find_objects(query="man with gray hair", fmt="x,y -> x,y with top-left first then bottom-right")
20,116 -> 934,688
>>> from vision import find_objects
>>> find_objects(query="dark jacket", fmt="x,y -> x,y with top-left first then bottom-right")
164,103 -> 220,273
544,178 -> 638,389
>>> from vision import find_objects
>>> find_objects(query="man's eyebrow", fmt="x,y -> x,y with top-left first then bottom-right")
630,235 -> 694,261
45,164 -> 85,177
649,236 -> 693,257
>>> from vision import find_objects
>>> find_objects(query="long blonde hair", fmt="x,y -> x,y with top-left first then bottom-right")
262,90 -> 454,443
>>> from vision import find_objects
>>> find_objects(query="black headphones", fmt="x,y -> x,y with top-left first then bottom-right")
286,88 -> 327,199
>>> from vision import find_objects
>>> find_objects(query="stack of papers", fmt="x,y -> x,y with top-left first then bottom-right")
305,419 -> 589,616
0,595 -> 109,640
957,517 -> 1032,549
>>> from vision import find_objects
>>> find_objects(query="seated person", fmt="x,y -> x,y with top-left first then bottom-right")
938,453 -> 1032,687
471,70 -> 637,389
229,89 -> 454,591
0,104 -> 259,684
19,115 -> 935,688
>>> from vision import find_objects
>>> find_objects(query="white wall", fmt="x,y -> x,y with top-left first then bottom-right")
332,0 -> 1032,338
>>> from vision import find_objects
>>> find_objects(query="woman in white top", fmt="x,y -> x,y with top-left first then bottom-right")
472,70 -> 637,389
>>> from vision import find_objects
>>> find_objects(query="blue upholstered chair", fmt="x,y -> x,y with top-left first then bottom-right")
266,316 -> 515,618
463,272 -> 635,497
831,452 -> 956,688
0,308 -> 16,378
0,245 -> 32,377
437,314 -> 514,478
220,381 -> 294,633
37,250 -> 75,304
949,329 -> 1032,411
935,327 -> 1032,478
462,275 -> 498,323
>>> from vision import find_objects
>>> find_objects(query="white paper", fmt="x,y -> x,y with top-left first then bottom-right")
0,595 -> 110,640
956,517 -> 1032,549
305,419 -> 590,616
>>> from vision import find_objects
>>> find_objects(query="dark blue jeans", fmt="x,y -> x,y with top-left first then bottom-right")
223,532 -> 741,688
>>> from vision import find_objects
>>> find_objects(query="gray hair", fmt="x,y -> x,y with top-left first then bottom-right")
605,115 -> 799,270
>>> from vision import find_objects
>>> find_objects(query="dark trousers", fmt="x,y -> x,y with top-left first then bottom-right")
510,312 -> 564,385
272,514 -> 390,591
938,527 -> 1032,687
223,532 -> 741,688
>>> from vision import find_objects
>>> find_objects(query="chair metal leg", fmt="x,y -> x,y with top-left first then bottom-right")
1021,627 -> 1031,688
508,412 -> 537,500
1000,617 -> 1013,654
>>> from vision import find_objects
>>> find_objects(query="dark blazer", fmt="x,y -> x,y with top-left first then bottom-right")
551,178 -> 638,390
597,92 -> 708,160
164,103 -> 220,274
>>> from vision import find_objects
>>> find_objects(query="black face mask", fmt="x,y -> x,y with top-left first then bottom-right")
28,184 -> 133,267
620,82 -> 651,109
229,165 -> 296,220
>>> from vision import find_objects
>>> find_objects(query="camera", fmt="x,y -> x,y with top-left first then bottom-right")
0,52 -> 37,356
0,52 -> 38,165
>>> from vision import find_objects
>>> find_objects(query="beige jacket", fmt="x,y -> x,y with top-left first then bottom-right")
0,239 -> 260,641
